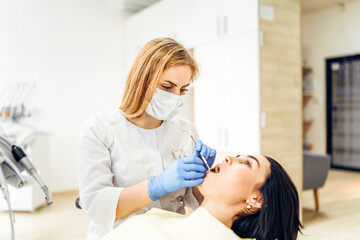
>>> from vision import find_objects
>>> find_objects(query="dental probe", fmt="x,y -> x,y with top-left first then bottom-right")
190,135 -> 210,171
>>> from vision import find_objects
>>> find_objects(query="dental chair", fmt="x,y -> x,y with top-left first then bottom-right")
303,151 -> 331,211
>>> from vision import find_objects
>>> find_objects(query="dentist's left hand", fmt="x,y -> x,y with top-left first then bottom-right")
148,156 -> 206,201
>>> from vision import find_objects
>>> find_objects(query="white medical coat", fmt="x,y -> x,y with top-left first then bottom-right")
78,109 -> 200,240
100,207 -> 248,240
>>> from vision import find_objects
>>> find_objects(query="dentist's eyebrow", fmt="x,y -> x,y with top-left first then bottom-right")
163,80 -> 190,88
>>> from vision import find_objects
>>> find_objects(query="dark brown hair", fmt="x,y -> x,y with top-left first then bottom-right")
231,156 -> 303,240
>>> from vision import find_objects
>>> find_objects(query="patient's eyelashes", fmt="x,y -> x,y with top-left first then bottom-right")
234,155 -> 252,168
237,158 -> 251,167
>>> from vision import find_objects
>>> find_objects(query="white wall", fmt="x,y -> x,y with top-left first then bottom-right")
302,1 -> 360,153
0,0 -> 128,192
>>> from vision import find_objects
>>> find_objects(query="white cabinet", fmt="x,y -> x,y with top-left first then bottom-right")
194,0 -> 222,45
194,0 -> 259,46
194,31 -> 260,154
221,0 -> 259,38
164,0 -> 196,46
193,41 -> 225,149
223,33 -> 260,154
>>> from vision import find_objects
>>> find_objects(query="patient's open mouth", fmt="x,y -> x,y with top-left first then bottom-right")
210,166 -> 220,173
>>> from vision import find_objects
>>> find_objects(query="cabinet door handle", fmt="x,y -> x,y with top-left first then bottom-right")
223,15 -> 227,36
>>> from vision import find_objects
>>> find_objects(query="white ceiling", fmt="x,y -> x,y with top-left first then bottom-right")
107,0 -> 160,13
110,0 -> 360,16
302,0 -> 360,14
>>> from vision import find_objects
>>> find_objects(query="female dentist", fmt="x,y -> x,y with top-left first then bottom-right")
78,37 -> 216,240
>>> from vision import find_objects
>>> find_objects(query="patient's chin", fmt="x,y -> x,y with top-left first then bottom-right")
197,173 -> 212,193
197,178 -> 207,192
197,184 -> 215,201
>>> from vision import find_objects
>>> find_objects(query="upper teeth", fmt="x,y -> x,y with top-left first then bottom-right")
214,167 -> 219,173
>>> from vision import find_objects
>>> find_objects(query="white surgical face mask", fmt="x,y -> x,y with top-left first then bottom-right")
145,88 -> 185,120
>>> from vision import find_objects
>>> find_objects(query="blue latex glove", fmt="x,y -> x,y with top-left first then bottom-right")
148,156 -> 206,201
193,140 -> 217,169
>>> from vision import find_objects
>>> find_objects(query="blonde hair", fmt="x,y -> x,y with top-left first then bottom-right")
119,37 -> 199,119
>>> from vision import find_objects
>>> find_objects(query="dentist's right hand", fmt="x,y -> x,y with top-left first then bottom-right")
148,156 -> 206,201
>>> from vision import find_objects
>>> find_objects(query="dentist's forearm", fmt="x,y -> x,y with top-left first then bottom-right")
115,180 -> 152,220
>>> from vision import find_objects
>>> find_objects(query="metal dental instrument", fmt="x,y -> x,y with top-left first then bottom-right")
0,150 -> 15,240
190,135 -> 210,171
0,129 -> 53,240
0,133 -> 52,205
11,145 -> 52,205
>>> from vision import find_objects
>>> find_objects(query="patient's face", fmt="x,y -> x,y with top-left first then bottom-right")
198,154 -> 271,206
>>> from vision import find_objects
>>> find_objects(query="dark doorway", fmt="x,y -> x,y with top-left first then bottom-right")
326,54 -> 360,170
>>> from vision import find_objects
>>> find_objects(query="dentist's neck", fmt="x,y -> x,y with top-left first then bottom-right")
129,113 -> 162,129
200,200 -> 238,228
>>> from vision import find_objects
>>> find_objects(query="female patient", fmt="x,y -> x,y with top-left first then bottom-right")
101,154 -> 302,240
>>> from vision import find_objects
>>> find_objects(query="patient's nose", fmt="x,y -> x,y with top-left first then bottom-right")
223,156 -> 232,165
